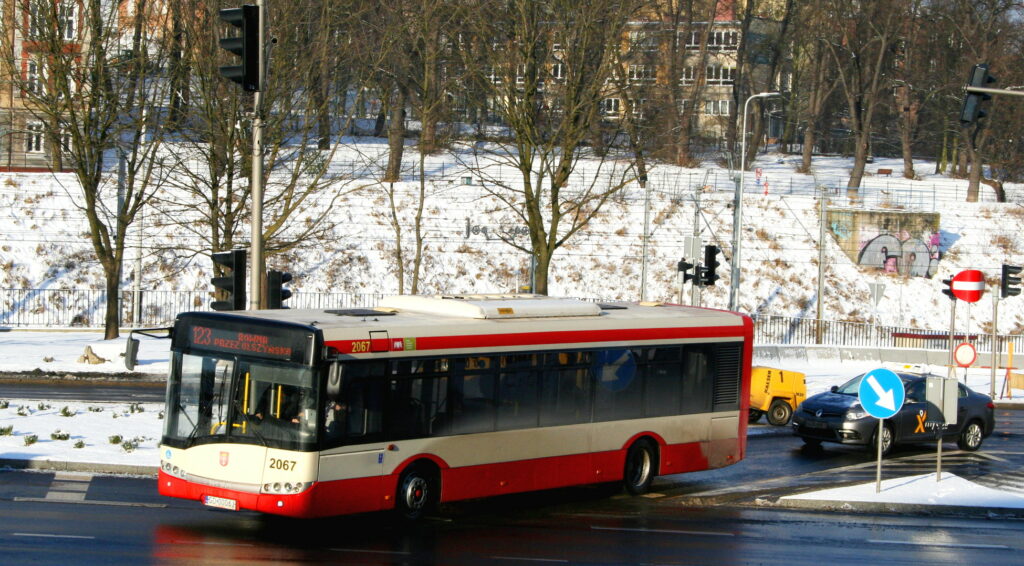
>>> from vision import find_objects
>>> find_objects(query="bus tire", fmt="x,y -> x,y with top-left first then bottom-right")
395,463 -> 438,521
623,439 -> 657,495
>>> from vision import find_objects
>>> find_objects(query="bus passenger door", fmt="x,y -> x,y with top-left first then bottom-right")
318,365 -> 388,513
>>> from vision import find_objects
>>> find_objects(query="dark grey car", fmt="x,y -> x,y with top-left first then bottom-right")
792,372 -> 995,455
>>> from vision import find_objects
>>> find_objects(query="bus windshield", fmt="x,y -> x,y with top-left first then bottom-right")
163,352 -> 318,451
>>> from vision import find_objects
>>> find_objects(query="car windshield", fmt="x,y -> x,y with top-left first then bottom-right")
834,373 -> 919,396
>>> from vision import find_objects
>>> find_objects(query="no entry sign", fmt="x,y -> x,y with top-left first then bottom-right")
951,269 -> 985,303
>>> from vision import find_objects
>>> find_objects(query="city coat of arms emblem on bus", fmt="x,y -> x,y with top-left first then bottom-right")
220,452 -> 229,467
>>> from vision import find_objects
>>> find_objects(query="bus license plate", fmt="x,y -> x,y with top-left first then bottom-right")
203,495 -> 238,511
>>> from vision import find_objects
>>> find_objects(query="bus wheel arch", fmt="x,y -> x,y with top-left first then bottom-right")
394,460 -> 440,521
623,437 -> 659,495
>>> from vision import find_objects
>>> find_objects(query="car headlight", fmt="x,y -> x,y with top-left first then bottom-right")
845,406 -> 869,420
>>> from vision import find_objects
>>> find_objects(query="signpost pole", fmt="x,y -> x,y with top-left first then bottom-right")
876,418 -> 884,493
947,300 -> 956,377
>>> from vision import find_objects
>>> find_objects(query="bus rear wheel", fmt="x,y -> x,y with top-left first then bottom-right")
395,464 -> 437,521
623,439 -> 657,495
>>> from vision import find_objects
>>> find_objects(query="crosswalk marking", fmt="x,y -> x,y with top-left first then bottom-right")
44,472 -> 91,502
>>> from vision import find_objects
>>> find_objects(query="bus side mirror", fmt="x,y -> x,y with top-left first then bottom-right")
125,338 -> 140,371
327,362 -> 344,397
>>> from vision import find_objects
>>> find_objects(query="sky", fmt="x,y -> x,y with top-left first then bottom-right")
1,330 -> 1022,510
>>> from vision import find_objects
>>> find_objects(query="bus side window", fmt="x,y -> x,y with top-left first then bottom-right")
682,346 -> 712,414
540,351 -> 591,426
643,347 -> 683,417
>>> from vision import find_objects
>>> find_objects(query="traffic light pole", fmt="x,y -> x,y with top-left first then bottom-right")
249,0 -> 266,310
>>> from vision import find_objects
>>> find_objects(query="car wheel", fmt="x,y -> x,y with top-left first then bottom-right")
957,420 -> 984,451
623,439 -> 657,495
867,422 -> 894,456
395,464 -> 438,521
767,399 -> 793,426
748,409 -> 763,424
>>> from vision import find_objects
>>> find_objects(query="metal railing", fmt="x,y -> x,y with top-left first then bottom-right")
3,289 -> 1022,354
752,314 -> 1024,354
0,288 -> 385,328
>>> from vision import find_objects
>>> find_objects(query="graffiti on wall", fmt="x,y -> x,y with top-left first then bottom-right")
828,210 -> 945,278
856,232 -> 941,278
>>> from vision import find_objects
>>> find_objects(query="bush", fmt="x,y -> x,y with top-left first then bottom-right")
0,425 -> 12,436
108,435 -> 123,444
0,400 -> 8,409
50,430 -> 70,441
24,435 -> 38,446
59,406 -> 75,417
73,440 -> 85,449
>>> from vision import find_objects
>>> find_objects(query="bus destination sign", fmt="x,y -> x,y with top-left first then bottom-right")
176,316 -> 313,364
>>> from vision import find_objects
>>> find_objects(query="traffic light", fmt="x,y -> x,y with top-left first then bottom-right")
211,249 -> 247,311
701,245 -> 721,286
959,63 -> 995,126
1001,264 -> 1022,299
941,277 -> 956,301
219,5 -> 260,92
677,258 -> 696,284
267,269 -> 293,309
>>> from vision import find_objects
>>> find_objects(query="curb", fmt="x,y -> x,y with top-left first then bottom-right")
772,495 -> 1024,518
0,458 -> 158,477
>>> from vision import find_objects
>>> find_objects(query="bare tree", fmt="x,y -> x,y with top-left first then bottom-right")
151,0 -> 373,294
821,0 -> 900,195
459,0 -> 643,295
0,0 -> 173,338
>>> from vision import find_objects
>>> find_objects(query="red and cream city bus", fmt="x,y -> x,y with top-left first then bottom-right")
156,295 -> 752,518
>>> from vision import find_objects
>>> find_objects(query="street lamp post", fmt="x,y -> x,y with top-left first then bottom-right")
728,92 -> 781,312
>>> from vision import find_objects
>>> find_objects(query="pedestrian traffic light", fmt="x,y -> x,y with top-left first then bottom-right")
941,277 -> 956,301
211,249 -> 247,311
219,5 -> 260,92
267,269 -> 293,309
701,245 -> 721,286
959,63 -> 995,126
1001,264 -> 1022,299
677,258 -> 696,284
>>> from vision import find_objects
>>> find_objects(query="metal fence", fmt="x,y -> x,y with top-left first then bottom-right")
753,314 -> 1024,354
4,289 -> 1022,353
0,288 -> 385,328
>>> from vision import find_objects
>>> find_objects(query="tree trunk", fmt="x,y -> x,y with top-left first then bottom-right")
384,89 -> 406,183
801,126 -> 816,173
103,263 -> 122,340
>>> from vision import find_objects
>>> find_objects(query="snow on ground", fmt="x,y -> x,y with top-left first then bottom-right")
781,472 -> 1024,509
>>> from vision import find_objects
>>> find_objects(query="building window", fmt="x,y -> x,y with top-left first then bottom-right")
61,5 -> 77,40
601,98 -> 621,116
628,64 -> 656,82
630,98 -> 649,118
706,66 -> 736,85
26,123 -> 45,153
629,31 -> 659,52
26,59 -> 44,95
708,31 -> 739,50
679,66 -> 696,85
550,63 -> 565,81
678,30 -> 700,49
60,128 -> 73,153
705,100 -> 731,116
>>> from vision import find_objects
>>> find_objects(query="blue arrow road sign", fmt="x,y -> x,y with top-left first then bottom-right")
858,368 -> 906,419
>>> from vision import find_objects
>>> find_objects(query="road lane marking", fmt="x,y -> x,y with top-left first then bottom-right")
14,497 -> 166,508
867,539 -> 1012,550
13,533 -> 96,540
329,548 -> 411,555
491,557 -> 568,563
591,525 -> 736,537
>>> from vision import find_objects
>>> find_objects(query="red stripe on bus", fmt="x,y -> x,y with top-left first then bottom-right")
328,324 -> 747,354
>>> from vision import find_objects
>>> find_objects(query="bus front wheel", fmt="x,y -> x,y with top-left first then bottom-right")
395,464 -> 437,521
623,439 -> 657,495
